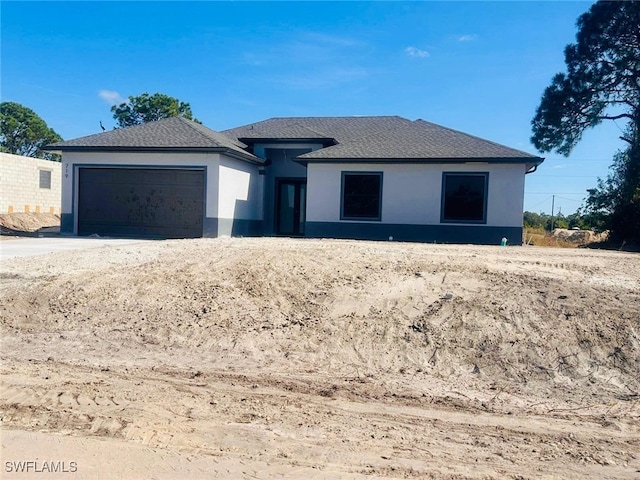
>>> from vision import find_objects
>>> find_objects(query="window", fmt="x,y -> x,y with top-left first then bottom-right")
341,172 -> 382,220
441,173 -> 488,223
39,169 -> 52,189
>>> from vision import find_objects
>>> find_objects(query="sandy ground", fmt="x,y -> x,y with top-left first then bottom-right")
1,237 -> 639,479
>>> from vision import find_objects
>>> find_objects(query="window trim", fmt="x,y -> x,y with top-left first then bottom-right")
340,171 -> 383,221
39,169 -> 52,189
440,172 -> 489,224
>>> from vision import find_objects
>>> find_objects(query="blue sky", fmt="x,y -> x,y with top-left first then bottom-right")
2,1 -> 629,215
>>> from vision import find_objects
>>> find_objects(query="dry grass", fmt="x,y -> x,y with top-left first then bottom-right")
524,227 -> 579,248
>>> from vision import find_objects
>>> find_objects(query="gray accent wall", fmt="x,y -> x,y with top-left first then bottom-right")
204,217 -> 262,237
60,213 -> 74,235
305,222 -> 523,245
217,218 -> 262,237
260,147 -> 311,235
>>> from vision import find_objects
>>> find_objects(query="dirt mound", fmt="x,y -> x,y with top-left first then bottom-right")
1,238 -> 639,478
0,212 -> 60,233
552,228 -> 609,244
2,240 -> 637,393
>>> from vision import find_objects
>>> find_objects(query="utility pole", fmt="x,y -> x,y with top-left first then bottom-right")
550,195 -> 555,232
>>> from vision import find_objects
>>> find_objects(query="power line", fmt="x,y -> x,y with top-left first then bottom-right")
527,196 -> 553,210
554,196 -> 584,203
541,159 -> 613,162
533,174 -> 600,178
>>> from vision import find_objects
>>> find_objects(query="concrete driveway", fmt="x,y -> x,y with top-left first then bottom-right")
0,237 -> 150,260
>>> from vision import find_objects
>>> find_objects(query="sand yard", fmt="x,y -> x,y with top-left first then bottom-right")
1,237 -> 639,479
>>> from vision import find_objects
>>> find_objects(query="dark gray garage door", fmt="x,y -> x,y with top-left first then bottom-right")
78,167 -> 205,238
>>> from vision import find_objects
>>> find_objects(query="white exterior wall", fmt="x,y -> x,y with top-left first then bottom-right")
0,152 -> 62,214
218,156 -> 263,221
306,162 -> 526,227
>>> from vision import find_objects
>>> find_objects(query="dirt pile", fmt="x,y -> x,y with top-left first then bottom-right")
2,239 -> 637,394
1,238 -> 639,479
0,212 -> 60,233
552,228 -> 609,244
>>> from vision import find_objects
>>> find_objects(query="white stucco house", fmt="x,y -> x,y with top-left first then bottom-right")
45,115 -> 543,244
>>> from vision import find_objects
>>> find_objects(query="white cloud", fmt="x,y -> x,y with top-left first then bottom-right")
277,66 -> 368,89
405,46 -> 429,58
242,32 -> 365,68
98,90 -> 126,106
304,32 -> 366,48
242,32 -> 369,89
458,34 -> 477,42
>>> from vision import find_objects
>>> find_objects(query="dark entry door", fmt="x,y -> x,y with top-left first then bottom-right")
78,167 -> 204,238
276,179 -> 306,236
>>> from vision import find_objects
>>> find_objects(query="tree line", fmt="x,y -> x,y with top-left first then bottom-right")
0,93 -> 197,161
523,210 -> 602,233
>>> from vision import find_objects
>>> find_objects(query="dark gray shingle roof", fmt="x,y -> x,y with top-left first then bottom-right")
46,116 -> 261,162
223,116 -> 542,163
47,115 -> 543,166
224,120 -> 335,142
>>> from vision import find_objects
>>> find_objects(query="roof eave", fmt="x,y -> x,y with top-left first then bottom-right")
42,145 -> 264,165
237,137 -> 338,146
295,156 -> 545,165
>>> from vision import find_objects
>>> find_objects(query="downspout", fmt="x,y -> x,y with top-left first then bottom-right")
522,161 -> 542,245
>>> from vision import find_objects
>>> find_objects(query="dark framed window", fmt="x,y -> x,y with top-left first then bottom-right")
39,169 -> 52,189
441,172 -> 488,223
341,172 -> 383,220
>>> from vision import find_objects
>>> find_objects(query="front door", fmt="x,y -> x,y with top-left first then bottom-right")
276,179 -> 306,236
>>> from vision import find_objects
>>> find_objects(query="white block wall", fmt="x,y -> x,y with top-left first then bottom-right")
0,152 -> 62,214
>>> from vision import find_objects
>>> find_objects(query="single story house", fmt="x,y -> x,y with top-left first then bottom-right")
45,115 -> 543,244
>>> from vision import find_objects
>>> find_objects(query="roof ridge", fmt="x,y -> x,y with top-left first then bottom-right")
44,116 -> 260,163
272,115 -> 403,119
178,117 -> 251,151
172,117 -> 222,145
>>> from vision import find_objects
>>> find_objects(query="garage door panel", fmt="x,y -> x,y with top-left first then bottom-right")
78,167 -> 204,238
79,181 -> 111,221
175,169 -> 205,186
80,168 -> 111,185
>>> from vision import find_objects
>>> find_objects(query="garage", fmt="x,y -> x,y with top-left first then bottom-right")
78,167 -> 205,238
